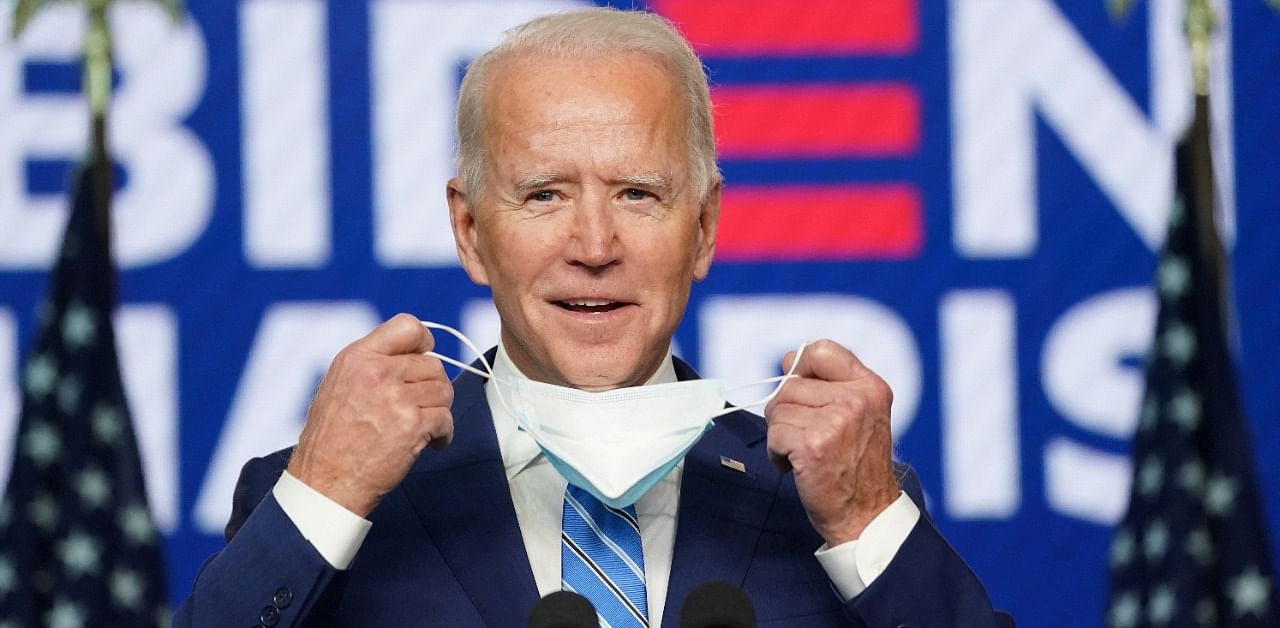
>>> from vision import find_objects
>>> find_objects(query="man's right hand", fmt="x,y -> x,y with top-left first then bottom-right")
286,313 -> 455,517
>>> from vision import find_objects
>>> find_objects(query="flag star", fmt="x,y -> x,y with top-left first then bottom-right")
1178,459 -> 1206,495
61,302 -> 97,349
1144,519 -> 1170,561
110,567 -> 146,610
1138,457 -> 1164,497
1195,598 -> 1217,626
92,403 -> 124,445
1229,566 -> 1272,617
1111,528 -> 1135,568
27,494 -> 59,531
45,598 -> 85,628
1169,387 -> 1202,431
57,530 -> 102,578
120,504 -> 156,546
1109,591 -> 1141,628
1161,321 -> 1197,366
0,555 -> 15,595
1157,256 -> 1191,300
74,467 -> 112,510
1204,473 -> 1238,516
23,354 -> 57,399
56,375 -> 82,414
22,421 -> 61,467
1185,526 -> 1214,565
1148,584 -> 1177,624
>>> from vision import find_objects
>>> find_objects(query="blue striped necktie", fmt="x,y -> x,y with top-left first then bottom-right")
561,485 -> 650,628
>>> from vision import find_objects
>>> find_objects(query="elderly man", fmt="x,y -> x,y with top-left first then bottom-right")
177,8 -> 1009,627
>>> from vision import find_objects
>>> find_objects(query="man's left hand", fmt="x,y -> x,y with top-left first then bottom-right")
763,339 -> 901,546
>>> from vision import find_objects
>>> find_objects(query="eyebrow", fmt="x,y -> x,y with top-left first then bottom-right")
615,172 -> 674,194
513,172 -> 563,193
512,171 -> 676,195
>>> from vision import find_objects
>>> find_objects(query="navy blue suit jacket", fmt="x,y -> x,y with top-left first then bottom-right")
175,357 -> 1012,627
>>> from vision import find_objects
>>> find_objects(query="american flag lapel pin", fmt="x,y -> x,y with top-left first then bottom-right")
719,455 -> 746,473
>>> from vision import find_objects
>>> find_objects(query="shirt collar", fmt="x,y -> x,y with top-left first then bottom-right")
486,342 -> 679,481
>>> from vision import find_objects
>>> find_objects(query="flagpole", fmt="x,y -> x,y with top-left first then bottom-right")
1181,0 -> 1232,334
12,0 -> 184,244
84,0 -> 113,245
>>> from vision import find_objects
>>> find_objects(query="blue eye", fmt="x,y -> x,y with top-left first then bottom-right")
529,191 -> 555,202
623,188 -> 651,201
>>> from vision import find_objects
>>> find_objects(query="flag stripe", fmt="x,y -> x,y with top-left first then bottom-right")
652,0 -> 918,55
717,184 -> 923,260
714,84 -> 920,158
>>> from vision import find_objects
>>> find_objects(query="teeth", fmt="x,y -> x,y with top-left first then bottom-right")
564,299 -> 614,307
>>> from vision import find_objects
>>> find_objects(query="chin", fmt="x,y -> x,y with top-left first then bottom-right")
552,344 -> 658,391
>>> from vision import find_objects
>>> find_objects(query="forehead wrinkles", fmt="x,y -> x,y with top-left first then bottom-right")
484,53 -> 686,150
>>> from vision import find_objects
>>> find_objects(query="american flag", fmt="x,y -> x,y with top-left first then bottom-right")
0,152 -> 169,627
1104,93 -> 1277,627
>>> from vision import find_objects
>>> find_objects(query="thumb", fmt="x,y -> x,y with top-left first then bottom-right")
359,313 -> 434,356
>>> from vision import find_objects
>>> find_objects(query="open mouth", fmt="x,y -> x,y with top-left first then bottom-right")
555,299 -> 628,314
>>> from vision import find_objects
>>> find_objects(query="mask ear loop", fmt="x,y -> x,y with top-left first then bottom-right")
711,340 -> 810,419
420,321 -> 521,421
421,321 -> 494,379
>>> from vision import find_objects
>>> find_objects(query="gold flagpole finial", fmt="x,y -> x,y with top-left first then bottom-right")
11,0 -> 186,121
1185,0 -> 1216,96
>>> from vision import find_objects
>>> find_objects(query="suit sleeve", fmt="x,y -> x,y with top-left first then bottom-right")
841,466 -> 1015,628
172,453 -> 342,628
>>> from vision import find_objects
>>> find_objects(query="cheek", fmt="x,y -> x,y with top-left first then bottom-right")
477,221 -> 558,285
637,227 -> 702,299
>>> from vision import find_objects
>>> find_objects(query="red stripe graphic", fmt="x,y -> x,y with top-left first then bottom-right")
716,185 -> 922,260
714,84 -> 920,158
652,0 -> 918,55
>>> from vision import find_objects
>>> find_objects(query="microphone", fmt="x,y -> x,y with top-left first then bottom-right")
527,590 -> 599,628
679,580 -> 757,628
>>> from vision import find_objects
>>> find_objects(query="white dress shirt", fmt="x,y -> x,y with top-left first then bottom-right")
273,343 -> 920,625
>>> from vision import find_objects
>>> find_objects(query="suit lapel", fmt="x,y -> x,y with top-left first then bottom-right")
663,362 -> 780,627
399,366 -> 541,627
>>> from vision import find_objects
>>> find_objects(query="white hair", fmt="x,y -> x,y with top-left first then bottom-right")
455,7 -> 720,205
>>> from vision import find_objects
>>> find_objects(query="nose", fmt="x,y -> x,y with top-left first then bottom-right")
565,193 -> 620,269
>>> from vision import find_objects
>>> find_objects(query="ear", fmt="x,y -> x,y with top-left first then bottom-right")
447,177 -> 490,286
692,180 -> 720,281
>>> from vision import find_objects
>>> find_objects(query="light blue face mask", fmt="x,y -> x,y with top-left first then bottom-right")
422,321 -> 808,509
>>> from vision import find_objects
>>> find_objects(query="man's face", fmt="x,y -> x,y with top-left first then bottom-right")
448,53 -> 719,391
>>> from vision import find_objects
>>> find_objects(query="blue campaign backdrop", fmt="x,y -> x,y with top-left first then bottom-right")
0,1 -> 1276,625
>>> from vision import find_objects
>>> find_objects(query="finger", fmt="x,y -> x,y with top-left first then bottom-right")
766,419 -> 806,472
359,313 -> 434,356
421,407 -> 454,450
766,376 -> 849,411
763,402 -> 818,470
784,339 -> 869,383
395,353 -> 449,383
399,379 -> 454,409
766,405 -> 842,470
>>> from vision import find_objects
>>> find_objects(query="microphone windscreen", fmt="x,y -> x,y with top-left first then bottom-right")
528,590 -> 599,628
679,580 -> 757,628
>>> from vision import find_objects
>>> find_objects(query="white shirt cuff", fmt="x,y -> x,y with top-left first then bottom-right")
813,490 -> 920,600
273,471 -> 372,570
